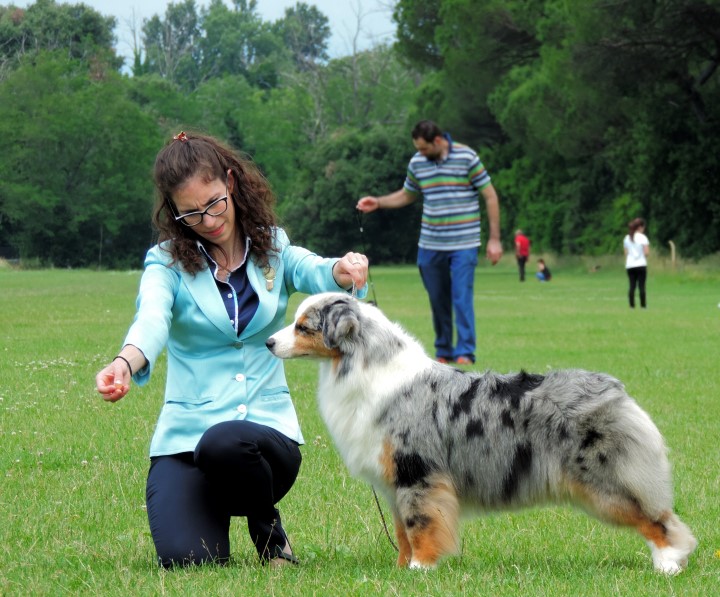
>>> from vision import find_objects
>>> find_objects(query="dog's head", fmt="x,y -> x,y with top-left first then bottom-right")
266,293 -> 362,360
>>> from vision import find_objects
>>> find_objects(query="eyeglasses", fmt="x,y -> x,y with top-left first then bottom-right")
173,196 -> 228,227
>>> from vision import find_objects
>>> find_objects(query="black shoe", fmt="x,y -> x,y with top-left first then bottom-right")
250,509 -> 299,566
268,542 -> 299,567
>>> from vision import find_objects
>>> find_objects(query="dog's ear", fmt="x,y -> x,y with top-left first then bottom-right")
322,299 -> 360,352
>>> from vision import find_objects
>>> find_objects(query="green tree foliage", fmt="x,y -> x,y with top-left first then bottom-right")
0,1 -> 420,268
0,52 -> 161,267
140,0 -> 202,86
321,45 -> 417,129
137,0 -> 307,91
394,0 -> 720,258
281,126 -> 422,263
4,0 -> 717,268
182,75 -> 310,200
0,0 -> 121,77
198,0 -> 288,89
150,43 -> 418,204
393,0 -> 444,70
275,2 -> 330,71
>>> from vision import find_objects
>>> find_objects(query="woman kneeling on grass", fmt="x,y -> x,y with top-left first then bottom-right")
95,131 -> 368,568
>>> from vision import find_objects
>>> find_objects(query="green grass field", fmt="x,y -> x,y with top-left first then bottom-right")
1,258 -> 719,595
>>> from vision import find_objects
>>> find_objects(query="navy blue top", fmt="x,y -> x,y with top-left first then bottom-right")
216,263 -> 259,335
199,242 -> 259,335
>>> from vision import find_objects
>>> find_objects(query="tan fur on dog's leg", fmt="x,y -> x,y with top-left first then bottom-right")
568,481 -> 697,575
651,512 -> 697,573
399,475 -> 460,569
393,514 -> 412,567
637,512 -> 697,574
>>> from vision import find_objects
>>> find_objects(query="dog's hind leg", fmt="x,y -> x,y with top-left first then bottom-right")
645,512 -> 697,574
615,508 -> 696,574
565,397 -> 697,573
395,473 -> 460,569
568,483 -> 697,574
634,511 -> 697,575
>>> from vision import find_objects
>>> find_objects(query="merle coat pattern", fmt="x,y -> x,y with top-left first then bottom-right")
266,293 -> 696,574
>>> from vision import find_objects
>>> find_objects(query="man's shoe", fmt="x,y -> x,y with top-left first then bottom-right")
455,356 -> 474,365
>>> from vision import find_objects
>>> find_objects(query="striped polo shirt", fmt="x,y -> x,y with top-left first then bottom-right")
404,134 -> 491,251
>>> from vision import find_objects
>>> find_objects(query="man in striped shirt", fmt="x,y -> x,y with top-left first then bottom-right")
357,120 -> 502,365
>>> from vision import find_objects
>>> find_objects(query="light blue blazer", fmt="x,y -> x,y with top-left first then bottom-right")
123,228 -> 366,457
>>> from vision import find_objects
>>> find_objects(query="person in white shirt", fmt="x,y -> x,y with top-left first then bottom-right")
623,217 -> 650,308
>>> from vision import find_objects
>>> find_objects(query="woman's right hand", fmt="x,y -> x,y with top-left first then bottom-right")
96,359 -> 132,402
95,359 -> 130,402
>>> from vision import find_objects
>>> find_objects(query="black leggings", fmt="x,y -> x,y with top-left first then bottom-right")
626,266 -> 647,308
146,420 -> 302,568
517,256 -> 528,281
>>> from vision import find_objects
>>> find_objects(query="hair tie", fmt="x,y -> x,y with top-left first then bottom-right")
113,355 -> 133,376
173,131 -> 188,143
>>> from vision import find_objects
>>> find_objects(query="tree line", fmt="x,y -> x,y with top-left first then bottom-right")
0,0 -> 718,269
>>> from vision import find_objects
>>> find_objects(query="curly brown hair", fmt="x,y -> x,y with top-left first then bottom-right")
151,131 -> 277,274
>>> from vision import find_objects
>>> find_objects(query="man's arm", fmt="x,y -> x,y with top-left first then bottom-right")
357,189 -> 417,213
481,184 -> 503,264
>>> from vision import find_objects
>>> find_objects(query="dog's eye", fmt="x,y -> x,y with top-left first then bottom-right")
295,324 -> 310,335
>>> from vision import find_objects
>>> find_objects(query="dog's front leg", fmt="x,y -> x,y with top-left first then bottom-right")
396,474 -> 460,569
393,512 -> 413,567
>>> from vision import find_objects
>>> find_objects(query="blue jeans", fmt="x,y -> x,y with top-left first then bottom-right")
417,247 -> 478,361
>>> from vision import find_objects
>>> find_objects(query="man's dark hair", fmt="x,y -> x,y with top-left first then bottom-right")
411,120 -> 443,142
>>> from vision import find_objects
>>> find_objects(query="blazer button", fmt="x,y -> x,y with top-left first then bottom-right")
233,341 -> 244,349
235,373 -> 245,382
237,404 -> 247,415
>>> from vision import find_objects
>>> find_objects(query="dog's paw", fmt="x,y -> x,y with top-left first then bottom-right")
409,559 -> 437,571
654,559 -> 683,575
651,546 -> 689,575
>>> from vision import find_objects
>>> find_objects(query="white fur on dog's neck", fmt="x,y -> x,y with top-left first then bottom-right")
316,304 -> 432,484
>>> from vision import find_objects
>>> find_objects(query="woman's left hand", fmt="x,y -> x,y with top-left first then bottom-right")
332,252 -> 368,292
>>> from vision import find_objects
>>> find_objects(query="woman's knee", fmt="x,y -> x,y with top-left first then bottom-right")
194,421 -> 258,469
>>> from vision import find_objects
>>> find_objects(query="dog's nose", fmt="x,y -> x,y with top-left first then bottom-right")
265,338 -> 275,351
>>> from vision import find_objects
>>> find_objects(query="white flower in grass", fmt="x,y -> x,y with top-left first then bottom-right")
312,435 -> 328,448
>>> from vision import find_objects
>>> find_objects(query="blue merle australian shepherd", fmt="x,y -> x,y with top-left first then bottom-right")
266,293 -> 696,574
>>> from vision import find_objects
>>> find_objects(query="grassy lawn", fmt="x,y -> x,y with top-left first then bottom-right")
1,257 -> 719,595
